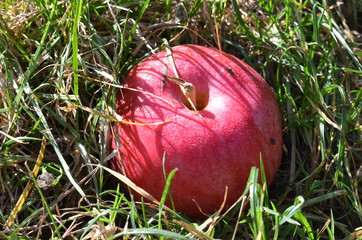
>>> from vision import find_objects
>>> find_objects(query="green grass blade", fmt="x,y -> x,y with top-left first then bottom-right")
71,0 -> 83,99
231,0 -> 257,42
158,168 -> 178,231
188,0 -> 203,18
110,228 -> 193,240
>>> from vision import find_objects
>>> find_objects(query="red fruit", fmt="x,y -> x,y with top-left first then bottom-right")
111,44 -> 282,218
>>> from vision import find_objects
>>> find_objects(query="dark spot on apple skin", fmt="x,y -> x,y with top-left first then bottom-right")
227,68 -> 234,75
269,138 -> 276,145
161,74 -> 167,89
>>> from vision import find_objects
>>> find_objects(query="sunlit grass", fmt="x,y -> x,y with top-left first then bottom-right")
0,0 -> 361,239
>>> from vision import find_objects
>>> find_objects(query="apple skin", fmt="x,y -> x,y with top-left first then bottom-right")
110,44 -> 282,218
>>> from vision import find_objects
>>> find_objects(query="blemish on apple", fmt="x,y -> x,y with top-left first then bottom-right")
227,68 -> 235,76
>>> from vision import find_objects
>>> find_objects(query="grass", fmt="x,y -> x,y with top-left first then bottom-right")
0,0 -> 361,239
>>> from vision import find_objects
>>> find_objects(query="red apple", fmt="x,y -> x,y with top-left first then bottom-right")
110,44 -> 282,218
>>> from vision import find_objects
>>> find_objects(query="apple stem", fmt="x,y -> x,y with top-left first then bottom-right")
163,44 -> 198,111
181,82 -> 198,111
167,76 -> 198,111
